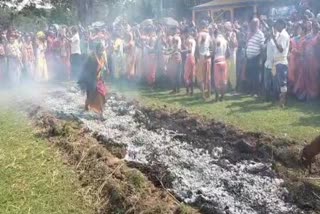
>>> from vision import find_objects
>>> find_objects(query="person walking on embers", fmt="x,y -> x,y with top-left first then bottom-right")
78,43 -> 108,119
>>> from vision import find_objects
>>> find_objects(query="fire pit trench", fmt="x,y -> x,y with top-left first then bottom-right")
32,84 -> 302,214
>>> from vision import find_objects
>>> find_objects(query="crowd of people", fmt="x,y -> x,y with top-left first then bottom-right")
0,9 -> 320,115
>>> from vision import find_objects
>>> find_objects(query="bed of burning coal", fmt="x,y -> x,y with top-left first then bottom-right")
16,83 -> 306,214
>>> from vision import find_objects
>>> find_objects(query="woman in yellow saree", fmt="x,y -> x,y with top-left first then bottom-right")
35,31 -> 48,82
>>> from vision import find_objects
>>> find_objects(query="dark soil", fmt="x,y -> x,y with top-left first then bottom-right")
130,103 -> 320,213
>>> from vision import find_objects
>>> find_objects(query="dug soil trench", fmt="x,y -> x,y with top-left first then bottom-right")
19,83 -> 320,214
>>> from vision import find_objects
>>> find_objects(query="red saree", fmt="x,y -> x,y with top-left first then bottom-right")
184,55 -> 195,86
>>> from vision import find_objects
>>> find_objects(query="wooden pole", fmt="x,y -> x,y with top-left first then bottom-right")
230,8 -> 234,22
211,9 -> 214,21
192,10 -> 195,22
253,4 -> 258,17
159,0 -> 163,18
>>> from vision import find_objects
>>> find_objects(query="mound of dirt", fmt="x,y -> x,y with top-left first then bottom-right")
27,105 -> 198,214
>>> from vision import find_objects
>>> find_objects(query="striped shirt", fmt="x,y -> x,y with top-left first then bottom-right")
246,30 -> 265,59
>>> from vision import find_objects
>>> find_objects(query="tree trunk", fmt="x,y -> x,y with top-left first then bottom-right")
74,0 -> 94,25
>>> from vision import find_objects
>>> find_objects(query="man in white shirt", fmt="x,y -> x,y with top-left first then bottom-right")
264,29 -> 276,101
173,28 -> 182,51
69,26 -> 82,79
272,19 -> 290,107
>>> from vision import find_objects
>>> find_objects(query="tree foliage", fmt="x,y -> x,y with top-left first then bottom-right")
309,0 -> 320,13
1,0 -> 318,30
71,0 -> 137,25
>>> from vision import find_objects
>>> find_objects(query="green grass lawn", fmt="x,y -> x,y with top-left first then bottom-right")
0,109 -> 93,214
112,82 -> 320,142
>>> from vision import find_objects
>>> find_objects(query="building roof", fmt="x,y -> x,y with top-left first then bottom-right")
193,0 -> 273,10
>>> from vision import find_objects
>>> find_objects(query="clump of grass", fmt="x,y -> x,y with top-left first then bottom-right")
143,204 -> 171,214
176,204 -> 195,214
105,181 -> 128,212
126,169 -> 147,192
62,122 -> 76,136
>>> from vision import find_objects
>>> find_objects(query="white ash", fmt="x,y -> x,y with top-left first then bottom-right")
37,84 -> 301,214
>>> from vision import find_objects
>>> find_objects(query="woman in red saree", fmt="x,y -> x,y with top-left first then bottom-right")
139,27 -> 157,88
146,33 -> 157,87
124,32 -> 136,80
60,27 -> 71,80
306,22 -> 320,100
213,31 -> 229,102
46,31 -> 60,79
289,24 -> 303,91
22,34 -> 35,80
196,22 -> 212,99
0,35 -> 5,83
295,21 -> 320,101
78,43 -> 108,118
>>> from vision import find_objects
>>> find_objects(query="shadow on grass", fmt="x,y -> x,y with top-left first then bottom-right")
226,98 -> 275,113
134,86 -> 254,108
286,98 -> 320,128
292,115 -> 320,128
287,99 -> 320,114
112,82 -> 320,129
